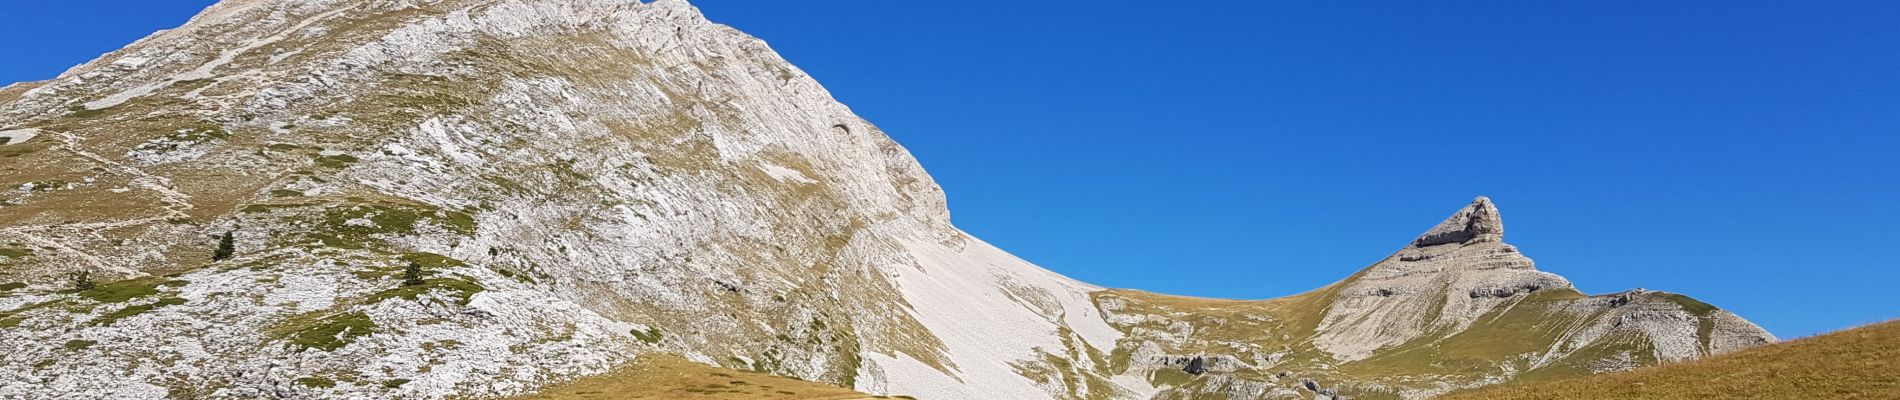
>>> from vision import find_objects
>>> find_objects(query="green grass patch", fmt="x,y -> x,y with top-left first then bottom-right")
93,296 -> 186,326
443,208 -> 478,233
1656,293 -> 1718,317
0,248 -> 30,258
63,339 -> 95,351
172,122 -> 229,141
269,189 -> 305,197
67,104 -> 107,118
366,277 -> 484,305
1149,368 -> 1199,387
631,327 -> 663,344
400,252 -> 466,269
283,312 -> 378,352
310,202 -> 479,249
314,154 -> 359,169
0,282 -> 26,292
491,267 -> 536,284
77,277 -> 171,303
382,378 -> 411,388
294,376 -> 336,388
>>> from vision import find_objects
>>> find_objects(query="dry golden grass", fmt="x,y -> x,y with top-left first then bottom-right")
0,80 -> 42,104
512,355 -> 896,400
1441,319 -> 1900,400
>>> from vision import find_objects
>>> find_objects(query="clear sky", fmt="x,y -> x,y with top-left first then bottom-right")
4,1 -> 1896,339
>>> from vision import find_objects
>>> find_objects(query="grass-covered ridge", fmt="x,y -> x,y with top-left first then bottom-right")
1441,319 -> 1900,400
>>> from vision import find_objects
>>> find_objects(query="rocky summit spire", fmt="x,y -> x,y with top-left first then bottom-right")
1412,196 -> 1504,247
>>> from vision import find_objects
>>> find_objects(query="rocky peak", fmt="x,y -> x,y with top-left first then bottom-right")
1314,196 -> 1568,361
1411,196 -> 1504,247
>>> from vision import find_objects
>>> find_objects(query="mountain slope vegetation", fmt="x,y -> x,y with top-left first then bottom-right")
1440,319 -> 1899,399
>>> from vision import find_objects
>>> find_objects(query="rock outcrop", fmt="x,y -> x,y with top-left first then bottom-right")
1412,196 -> 1504,247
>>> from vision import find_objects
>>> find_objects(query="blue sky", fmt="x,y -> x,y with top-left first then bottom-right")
4,1 -> 1897,338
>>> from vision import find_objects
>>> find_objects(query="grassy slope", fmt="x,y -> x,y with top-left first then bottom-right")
1440,319 -> 1900,400
512,355 -> 898,400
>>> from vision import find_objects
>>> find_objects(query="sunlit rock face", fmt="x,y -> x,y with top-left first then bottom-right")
0,1 -> 1770,399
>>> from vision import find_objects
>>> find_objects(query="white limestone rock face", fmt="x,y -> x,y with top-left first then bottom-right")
0,1 -> 1774,399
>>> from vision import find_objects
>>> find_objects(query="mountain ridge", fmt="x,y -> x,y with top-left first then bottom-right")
0,1 -> 1772,399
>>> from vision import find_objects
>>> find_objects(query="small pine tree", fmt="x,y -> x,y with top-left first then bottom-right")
402,261 -> 425,286
70,271 -> 96,291
212,230 -> 236,261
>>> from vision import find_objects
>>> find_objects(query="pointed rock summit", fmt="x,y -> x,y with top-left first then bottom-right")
1413,196 -> 1504,247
